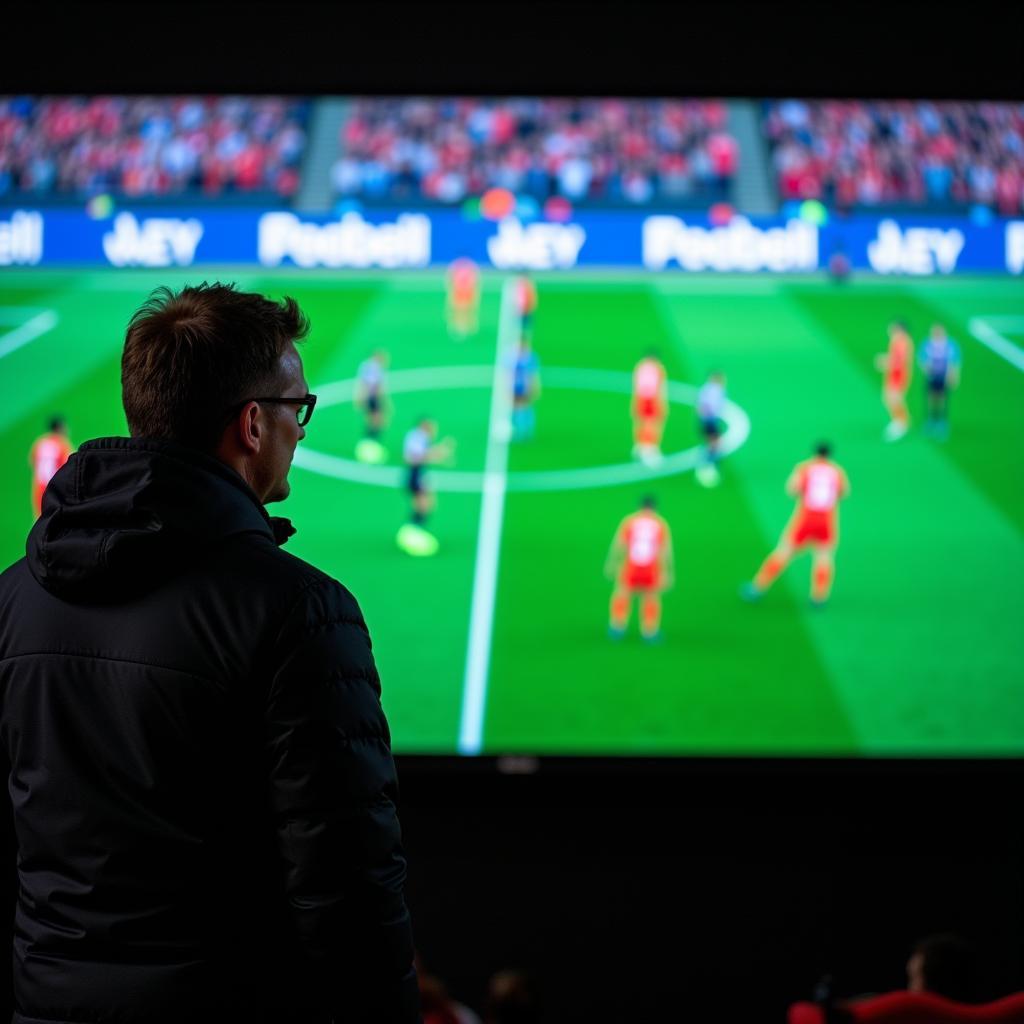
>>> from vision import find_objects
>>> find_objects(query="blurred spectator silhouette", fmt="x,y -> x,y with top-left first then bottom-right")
417,954 -> 482,1024
483,969 -> 541,1024
906,932 -> 978,1003
802,933 -> 982,1023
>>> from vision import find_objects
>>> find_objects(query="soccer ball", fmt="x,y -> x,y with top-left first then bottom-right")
695,464 -> 720,488
355,438 -> 388,464
396,524 -> 439,557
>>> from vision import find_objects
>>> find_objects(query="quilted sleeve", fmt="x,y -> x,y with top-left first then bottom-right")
266,575 -> 419,1022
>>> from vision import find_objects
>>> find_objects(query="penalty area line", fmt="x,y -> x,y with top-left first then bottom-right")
0,310 -> 59,360
967,317 -> 1024,374
457,278 -> 517,756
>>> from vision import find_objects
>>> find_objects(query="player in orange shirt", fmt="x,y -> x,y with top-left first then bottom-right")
29,415 -> 73,518
874,319 -> 914,441
513,271 -> 538,339
446,257 -> 481,339
631,349 -> 668,467
741,442 -> 850,607
605,494 -> 675,643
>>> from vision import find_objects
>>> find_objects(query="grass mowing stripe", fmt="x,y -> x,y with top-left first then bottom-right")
0,348 -> 128,570
0,285 -> 130,436
0,277 -> 143,568
786,281 -> 1024,537
277,278 -> 501,751
650,282 -> 862,751
484,283 -> 856,754
3,271 -> 1021,757
458,278 -> 518,754
776,282 -> 1024,753
251,275 -> 384,389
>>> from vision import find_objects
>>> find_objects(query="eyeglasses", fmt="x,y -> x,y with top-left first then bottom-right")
235,393 -> 318,427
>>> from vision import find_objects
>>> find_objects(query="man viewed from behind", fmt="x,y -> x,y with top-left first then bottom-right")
0,283 -> 419,1023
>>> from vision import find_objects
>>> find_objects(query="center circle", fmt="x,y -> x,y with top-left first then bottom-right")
292,365 -> 751,493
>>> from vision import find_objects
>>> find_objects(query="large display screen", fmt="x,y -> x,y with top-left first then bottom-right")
2,96 -> 1022,757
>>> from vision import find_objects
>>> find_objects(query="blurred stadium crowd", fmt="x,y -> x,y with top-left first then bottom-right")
330,97 -> 738,204
1,96 -> 1022,214
0,96 -> 308,198
764,99 -> 1024,214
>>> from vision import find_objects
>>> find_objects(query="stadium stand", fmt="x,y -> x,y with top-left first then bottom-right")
329,97 -> 738,205
762,100 -> 1024,214
0,96 -> 309,200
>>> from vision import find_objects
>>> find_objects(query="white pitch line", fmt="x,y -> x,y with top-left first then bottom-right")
293,367 -> 751,493
967,317 -> 1024,373
0,310 -> 59,360
457,279 -> 517,756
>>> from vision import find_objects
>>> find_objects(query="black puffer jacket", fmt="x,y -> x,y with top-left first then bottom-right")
0,438 -> 419,1023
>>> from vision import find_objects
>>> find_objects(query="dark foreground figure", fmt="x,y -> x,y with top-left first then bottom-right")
0,284 -> 419,1023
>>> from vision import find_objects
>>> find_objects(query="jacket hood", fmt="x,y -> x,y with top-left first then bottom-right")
26,437 -> 295,602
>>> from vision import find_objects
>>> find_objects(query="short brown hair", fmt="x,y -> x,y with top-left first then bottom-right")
121,282 -> 310,449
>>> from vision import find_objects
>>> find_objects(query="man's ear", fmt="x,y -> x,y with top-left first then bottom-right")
236,401 -> 263,455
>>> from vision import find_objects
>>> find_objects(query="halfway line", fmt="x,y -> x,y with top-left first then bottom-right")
457,279 -> 517,755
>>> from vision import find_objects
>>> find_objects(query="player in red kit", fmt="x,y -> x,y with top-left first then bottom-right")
631,349 -> 668,467
606,495 -> 675,643
874,320 -> 914,441
741,442 -> 850,607
29,416 -> 73,518
446,257 -> 480,339
513,272 -> 538,339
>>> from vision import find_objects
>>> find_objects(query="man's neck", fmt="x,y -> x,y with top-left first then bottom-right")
212,445 -> 262,503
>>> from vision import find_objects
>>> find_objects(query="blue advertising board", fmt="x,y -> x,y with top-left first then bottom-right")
1,205 -> 1022,275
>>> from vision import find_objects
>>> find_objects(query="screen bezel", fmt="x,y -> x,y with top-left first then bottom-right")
7,4 -> 1022,775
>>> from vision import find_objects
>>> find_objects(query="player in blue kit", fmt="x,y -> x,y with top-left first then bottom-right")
354,349 -> 390,463
919,323 -> 961,440
506,337 -> 541,441
695,370 -> 728,488
396,416 -> 456,556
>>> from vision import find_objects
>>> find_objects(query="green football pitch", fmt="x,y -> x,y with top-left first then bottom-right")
1,268 -> 1022,757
